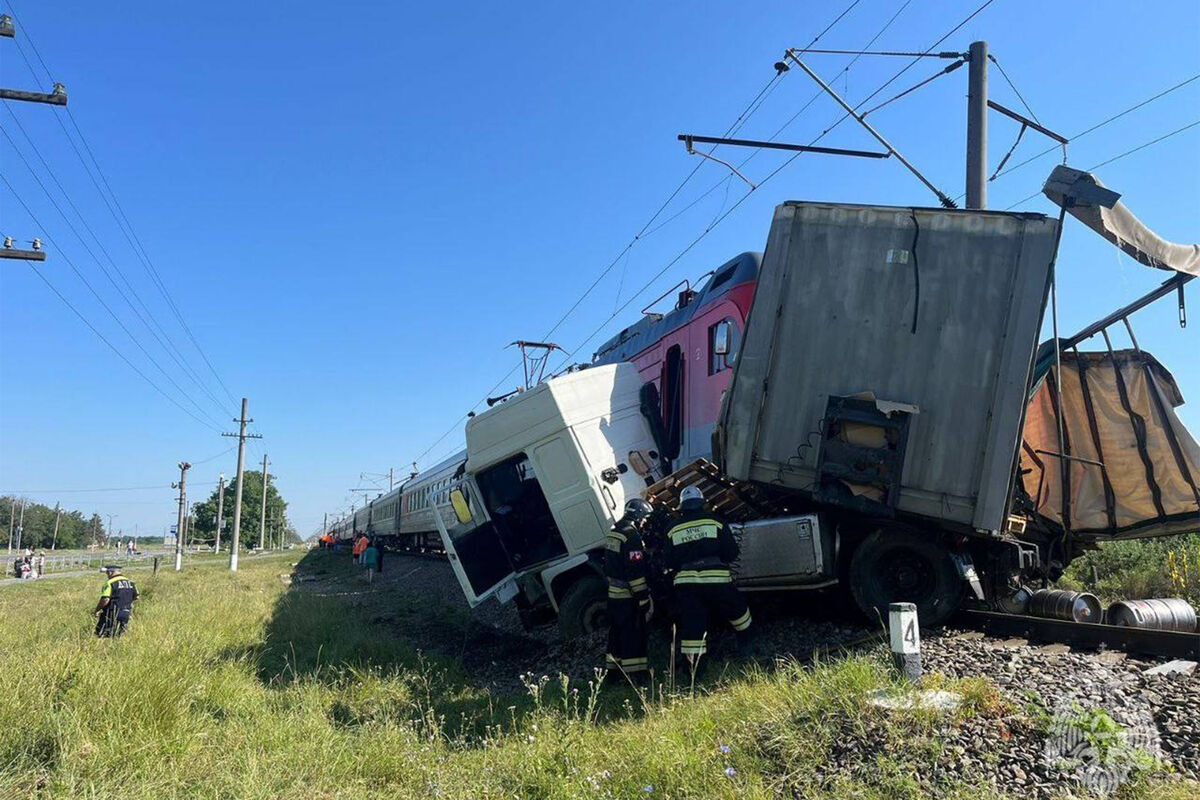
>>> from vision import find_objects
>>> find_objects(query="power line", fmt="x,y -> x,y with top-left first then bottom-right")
1,102 -> 234,421
990,73 -> 1200,183
647,0 -> 916,237
1003,119 -> 1200,210
403,0 -> 872,472
1,482 -> 219,494
4,3 -> 241,412
0,128 -> 226,428
13,254 -> 222,433
545,0 -> 1001,374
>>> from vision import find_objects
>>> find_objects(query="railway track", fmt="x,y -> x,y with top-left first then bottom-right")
957,609 -> 1200,661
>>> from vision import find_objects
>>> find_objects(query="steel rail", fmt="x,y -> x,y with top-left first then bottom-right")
958,609 -> 1200,660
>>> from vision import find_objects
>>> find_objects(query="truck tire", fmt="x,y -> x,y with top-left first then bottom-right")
848,529 -> 963,627
557,575 -> 608,638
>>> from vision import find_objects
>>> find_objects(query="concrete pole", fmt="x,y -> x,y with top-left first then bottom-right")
51,504 -> 61,550
214,474 -> 226,553
6,498 -> 14,553
174,462 -> 191,572
389,467 -> 394,491
228,398 -> 250,571
965,40 -> 988,209
16,501 -> 25,551
259,453 -> 269,551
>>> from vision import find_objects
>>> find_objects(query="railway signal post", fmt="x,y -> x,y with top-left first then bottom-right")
889,603 -> 922,685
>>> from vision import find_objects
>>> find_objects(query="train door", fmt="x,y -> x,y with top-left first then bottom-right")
661,343 -> 685,466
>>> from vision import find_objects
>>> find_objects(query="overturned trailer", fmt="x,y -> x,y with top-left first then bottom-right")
712,174 -> 1199,624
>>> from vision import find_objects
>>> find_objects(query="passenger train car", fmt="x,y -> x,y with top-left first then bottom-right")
321,251 -> 762,549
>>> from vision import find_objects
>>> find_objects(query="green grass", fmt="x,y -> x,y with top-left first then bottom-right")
1062,534 -> 1200,606
1,551 -> 1194,799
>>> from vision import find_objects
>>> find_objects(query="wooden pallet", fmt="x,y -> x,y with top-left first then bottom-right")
643,458 -> 791,522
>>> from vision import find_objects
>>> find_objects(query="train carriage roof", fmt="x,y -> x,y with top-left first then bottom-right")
592,251 -> 760,365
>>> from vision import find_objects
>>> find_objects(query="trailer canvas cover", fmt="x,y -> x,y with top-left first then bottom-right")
721,201 -> 1059,533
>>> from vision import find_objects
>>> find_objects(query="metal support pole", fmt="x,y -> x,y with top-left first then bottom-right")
173,462 -> 191,572
965,40 -> 988,209
259,454 -> 270,550
214,474 -> 226,553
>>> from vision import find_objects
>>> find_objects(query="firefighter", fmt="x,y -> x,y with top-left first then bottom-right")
94,565 -> 139,638
662,485 -> 751,673
604,497 -> 655,683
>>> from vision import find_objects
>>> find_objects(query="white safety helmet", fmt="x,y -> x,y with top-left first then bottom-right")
680,485 -> 705,504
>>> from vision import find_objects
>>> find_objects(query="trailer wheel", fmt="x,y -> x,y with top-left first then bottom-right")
848,529 -> 963,627
557,576 -> 608,638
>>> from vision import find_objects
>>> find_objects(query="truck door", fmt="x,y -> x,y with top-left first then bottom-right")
433,476 -> 517,606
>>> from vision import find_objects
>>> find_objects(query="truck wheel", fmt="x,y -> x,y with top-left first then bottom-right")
557,576 -> 608,638
848,529 -> 963,627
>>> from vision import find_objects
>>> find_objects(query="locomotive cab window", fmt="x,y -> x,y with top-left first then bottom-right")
709,318 -> 739,375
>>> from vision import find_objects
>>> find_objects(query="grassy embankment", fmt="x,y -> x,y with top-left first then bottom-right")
1,550 -> 1193,799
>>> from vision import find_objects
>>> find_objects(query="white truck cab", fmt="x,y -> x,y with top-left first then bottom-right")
433,363 -> 664,634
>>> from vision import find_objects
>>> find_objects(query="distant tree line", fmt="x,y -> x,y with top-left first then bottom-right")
0,496 -> 107,550
189,471 -> 301,549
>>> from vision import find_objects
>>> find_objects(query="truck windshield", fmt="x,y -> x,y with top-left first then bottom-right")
475,454 -> 567,568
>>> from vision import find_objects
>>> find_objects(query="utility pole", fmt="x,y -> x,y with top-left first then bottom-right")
965,40 -> 988,209
259,453 -> 270,550
6,498 -> 15,553
51,503 -> 61,550
173,462 -> 191,571
0,14 -> 63,264
389,467 -> 395,491
214,474 -> 226,553
107,514 -> 117,549
91,515 -> 98,548
15,500 -> 26,551
222,398 -> 261,572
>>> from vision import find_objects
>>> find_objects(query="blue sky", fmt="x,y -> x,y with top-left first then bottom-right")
1,1 -> 1197,539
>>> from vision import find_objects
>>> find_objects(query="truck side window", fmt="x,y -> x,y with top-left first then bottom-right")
709,318 -> 740,375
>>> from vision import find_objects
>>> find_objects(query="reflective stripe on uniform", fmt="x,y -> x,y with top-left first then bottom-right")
667,519 -> 721,546
607,586 -> 633,599
679,638 -> 707,655
605,654 -> 649,672
673,568 -> 732,585
628,577 -> 647,591
604,532 -> 626,552
730,609 -> 752,631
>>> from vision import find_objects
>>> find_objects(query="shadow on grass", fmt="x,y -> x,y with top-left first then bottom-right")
235,549 -> 881,742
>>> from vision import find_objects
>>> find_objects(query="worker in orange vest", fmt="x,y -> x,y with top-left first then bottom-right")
352,533 -> 368,564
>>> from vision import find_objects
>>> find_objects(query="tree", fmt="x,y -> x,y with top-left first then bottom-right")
0,497 -> 106,550
190,471 -> 291,550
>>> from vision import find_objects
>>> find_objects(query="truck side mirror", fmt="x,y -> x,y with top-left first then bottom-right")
449,488 -> 472,525
713,320 -> 731,355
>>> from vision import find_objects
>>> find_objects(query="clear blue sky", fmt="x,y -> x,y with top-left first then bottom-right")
1,1 -> 1197,539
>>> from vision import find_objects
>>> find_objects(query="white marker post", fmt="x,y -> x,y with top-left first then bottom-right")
889,602 -> 922,685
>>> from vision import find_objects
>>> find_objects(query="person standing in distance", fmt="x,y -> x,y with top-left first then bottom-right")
662,485 -> 751,675
603,498 -> 655,683
94,565 -> 139,638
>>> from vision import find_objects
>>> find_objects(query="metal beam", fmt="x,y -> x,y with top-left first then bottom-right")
677,134 -> 889,159
1062,273 -> 1193,349
0,86 -> 67,106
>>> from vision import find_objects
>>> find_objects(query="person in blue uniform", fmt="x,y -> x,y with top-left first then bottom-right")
94,565 -> 139,637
